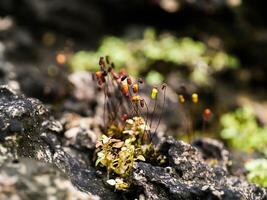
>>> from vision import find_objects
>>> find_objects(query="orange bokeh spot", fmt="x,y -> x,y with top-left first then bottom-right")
56,53 -> 66,65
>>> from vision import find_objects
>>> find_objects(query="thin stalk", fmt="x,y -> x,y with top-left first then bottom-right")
149,97 -> 158,129
152,87 -> 166,138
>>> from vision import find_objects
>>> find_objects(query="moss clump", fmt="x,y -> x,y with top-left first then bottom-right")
220,107 -> 267,155
93,57 -> 166,190
96,117 -> 151,176
245,159 -> 267,187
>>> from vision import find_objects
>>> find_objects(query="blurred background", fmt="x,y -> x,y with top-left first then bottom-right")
1,0 -> 267,190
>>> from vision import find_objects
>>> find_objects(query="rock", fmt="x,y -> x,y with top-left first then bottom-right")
68,71 -> 97,102
192,137 -> 230,171
1,33 -> 69,102
1,85 -> 266,199
0,42 -> 20,92
61,113 -> 101,149
0,85 -> 119,199
0,158 -> 99,200
0,0 -> 103,38
16,66 -> 71,102
133,138 -> 267,200
0,85 -> 47,140
63,72 -> 99,116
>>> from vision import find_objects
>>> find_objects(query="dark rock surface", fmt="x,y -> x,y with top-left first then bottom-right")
0,158 -> 99,200
133,138 -> 267,200
0,28 -> 70,102
1,85 -> 266,200
0,0 -> 103,39
0,86 -> 118,199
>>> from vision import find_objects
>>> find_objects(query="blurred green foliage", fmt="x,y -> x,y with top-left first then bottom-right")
245,159 -> 267,187
220,107 -> 267,156
146,70 -> 164,85
69,29 -> 239,85
220,107 -> 267,187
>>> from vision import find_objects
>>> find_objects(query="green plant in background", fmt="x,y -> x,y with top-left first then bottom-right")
220,107 -> 267,187
245,159 -> 267,187
69,28 -> 239,85
220,107 -> 267,156
93,57 -> 166,190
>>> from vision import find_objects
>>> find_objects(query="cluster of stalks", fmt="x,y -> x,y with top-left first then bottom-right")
93,56 -> 167,190
94,56 -> 167,143
177,85 -> 212,141
93,56 -> 215,191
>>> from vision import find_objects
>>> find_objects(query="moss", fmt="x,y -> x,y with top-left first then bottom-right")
245,159 -> 267,187
220,107 -> 267,155
93,57 -> 166,190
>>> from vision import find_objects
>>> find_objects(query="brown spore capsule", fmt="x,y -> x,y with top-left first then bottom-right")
107,66 -> 112,72
127,77 -> 132,85
121,114 -> 128,122
99,57 -> 105,67
132,83 -> 139,93
121,83 -> 129,96
203,108 -> 212,121
161,83 -> 167,90
121,75 -> 128,82
98,79 -> 103,86
101,76 -> 106,83
140,98 -> 145,108
95,71 -> 102,79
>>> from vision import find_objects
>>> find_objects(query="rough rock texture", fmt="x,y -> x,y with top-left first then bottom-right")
0,86 -> 118,199
1,85 -> 267,200
133,138 -> 267,200
0,158 -> 99,200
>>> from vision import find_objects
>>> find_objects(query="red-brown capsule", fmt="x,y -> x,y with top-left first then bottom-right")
99,57 -> 105,67
121,114 -> 128,122
119,69 -> 126,78
98,79 -> 103,86
95,71 -> 102,79
121,84 -> 129,96
203,108 -> 212,121
107,66 -> 112,72
102,71 -> 107,76
161,83 -> 167,90
140,98 -> 145,108
121,75 -> 128,82
127,77 -> 132,85
132,83 -> 139,93
101,76 -> 106,83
